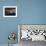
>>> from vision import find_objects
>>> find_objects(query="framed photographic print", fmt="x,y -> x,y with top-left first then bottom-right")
18,24 -> 46,42
3,6 -> 17,17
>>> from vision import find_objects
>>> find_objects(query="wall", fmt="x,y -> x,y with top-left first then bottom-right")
19,0 -> 46,24
0,0 -> 18,44
0,0 -> 46,44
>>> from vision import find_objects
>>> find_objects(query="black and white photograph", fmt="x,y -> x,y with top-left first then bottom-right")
18,25 -> 46,46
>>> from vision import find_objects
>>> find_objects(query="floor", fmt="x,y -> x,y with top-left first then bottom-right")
0,40 -> 46,46
0,44 -> 18,46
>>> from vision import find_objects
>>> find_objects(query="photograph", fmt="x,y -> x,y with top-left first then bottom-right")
18,24 -> 46,46
3,6 -> 17,17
